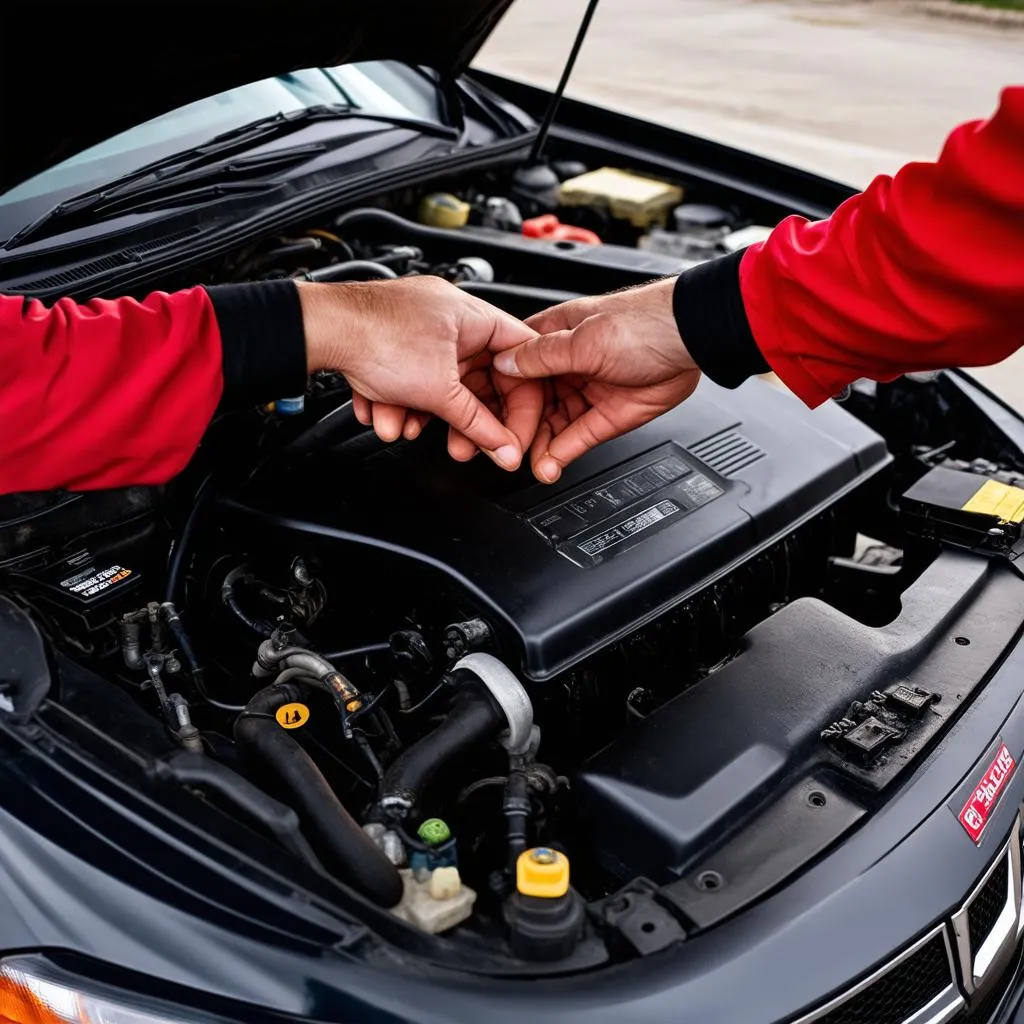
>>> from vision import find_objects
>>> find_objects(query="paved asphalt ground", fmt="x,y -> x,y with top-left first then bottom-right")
476,0 -> 1024,405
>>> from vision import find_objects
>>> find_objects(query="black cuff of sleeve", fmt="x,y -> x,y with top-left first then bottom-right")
672,249 -> 769,389
207,281 -> 307,405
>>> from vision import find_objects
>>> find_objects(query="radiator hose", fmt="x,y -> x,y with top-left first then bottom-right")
379,654 -> 533,819
234,683 -> 403,908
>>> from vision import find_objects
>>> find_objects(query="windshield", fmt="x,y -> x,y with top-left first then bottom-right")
0,61 -> 446,214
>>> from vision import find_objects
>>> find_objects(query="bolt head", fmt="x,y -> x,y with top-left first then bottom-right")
530,847 -> 558,865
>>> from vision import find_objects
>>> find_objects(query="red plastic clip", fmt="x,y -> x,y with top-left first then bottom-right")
522,214 -> 601,246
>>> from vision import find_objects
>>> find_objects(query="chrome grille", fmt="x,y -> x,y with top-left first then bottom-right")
958,949 -> 1021,1021
796,817 -> 1024,1024
794,925 -> 963,1024
968,855 -> 1010,957
952,829 -> 1022,997
807,930 -> 955,1024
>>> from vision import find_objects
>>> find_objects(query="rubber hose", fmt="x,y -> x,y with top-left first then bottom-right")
302,260 -> 398,282
251,238 -> 322,269
161,603 -> 200,676
121,620 -> 145,671
222,569 -> 275,638
234,684 -> 402,907
163,602 -> 245,712
503,766 -> 531,872
380,684 -> 506,813
164,475 -> 213,605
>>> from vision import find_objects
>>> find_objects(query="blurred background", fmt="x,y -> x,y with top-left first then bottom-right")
477,0 -> 1024,401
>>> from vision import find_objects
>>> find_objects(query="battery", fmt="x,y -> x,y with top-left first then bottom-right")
901,465 -> 1024,555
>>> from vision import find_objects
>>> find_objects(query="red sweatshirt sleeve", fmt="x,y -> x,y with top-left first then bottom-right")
0,281 -> 306,496
674,85 -> 1024,407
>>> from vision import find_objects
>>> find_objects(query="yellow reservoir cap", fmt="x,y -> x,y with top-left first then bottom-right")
517,847 -> 570,898
418,192 -> 470,229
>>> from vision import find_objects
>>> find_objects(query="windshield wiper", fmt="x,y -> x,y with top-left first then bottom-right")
4,105 -> 459,250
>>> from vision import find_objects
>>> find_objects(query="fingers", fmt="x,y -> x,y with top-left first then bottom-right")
487,305 -> 539,353
403,411 -> 431,441
493,326 -> 589,380
523,298 -> 591,337
446,375 -> 545,465
447,367 -> 496,460
447,426 -> 479,462
371,403 -> 407,443
529,420 -> 556,482
498,378 -> 545,457
532,406 -> 617,484
454,288 -> 536,362
354,392 -> 430,442
352,392 -> 373,426
436,383 -> 522,470
354,389 -> 412,443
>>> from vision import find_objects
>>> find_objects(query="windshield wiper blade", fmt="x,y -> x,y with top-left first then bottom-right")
3,110 -> 355,250
83,145 -> 326,217
4,148 -> 320,250
5,105 -> 457,250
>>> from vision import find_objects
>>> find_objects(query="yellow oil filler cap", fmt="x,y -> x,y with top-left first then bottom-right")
275,702 -> 309,729
516,847 -> 570,898
418,192 -> 470,229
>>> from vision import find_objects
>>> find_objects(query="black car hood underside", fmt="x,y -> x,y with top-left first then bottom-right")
0,0 -> 515,194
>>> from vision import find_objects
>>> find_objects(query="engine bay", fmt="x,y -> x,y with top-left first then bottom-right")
5,156 -> 1024,976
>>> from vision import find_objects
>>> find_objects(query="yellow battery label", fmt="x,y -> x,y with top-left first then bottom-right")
275,703 -> 309,729
962,480 -> 1024,523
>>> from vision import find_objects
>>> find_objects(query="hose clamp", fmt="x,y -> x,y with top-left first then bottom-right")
453,653 -> 533,754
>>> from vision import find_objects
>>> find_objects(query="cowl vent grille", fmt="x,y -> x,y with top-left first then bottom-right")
11,228 -> 200,292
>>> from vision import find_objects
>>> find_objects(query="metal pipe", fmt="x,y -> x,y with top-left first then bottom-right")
301,260 -> 398,282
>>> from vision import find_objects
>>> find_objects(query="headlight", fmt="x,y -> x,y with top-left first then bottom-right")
0,958 -> 230,1024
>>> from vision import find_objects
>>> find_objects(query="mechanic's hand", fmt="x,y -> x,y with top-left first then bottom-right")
492,278 -> 701,483
297,277 -> 542,471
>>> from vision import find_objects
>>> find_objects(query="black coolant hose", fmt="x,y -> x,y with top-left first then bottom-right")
221,567 -> 275,638
379,673 -> 509,817
234,684 -> 403,907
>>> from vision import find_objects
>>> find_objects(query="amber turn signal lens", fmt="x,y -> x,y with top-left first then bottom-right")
0,967 -> 68,1024
1,962 -> 198,1024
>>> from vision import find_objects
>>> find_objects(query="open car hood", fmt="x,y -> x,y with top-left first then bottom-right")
0,0 -> 515,194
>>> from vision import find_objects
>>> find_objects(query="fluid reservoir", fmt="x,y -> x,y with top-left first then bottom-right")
419,193 -> 471,229
559,167 -> 683,228
504,848 -> 585,961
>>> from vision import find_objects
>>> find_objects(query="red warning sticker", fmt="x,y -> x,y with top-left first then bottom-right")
958,742 -> 1016,844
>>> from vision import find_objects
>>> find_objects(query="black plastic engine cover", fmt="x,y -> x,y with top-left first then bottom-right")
223,378 -> 888,680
